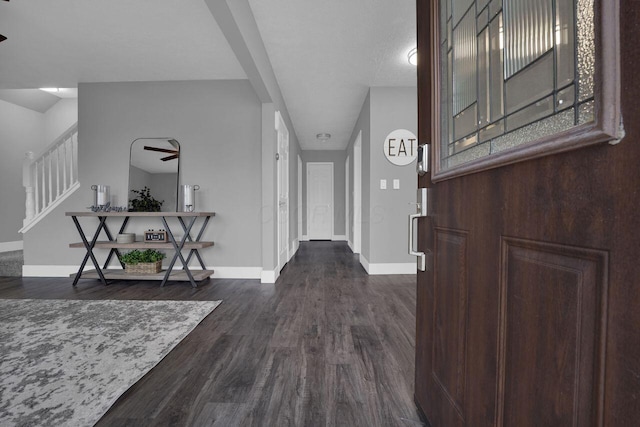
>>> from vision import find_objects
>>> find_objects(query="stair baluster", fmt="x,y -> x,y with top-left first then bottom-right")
20,123 -> 80,233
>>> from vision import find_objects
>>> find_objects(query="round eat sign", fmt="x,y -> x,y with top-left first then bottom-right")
383,129 -> 418,166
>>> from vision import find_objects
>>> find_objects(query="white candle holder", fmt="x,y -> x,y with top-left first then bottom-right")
92,185 -> 110,207
180,184 -> 200,212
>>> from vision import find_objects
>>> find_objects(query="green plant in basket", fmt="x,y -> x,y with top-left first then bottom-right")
119,249 -> 166,265
129,186 -> 164,212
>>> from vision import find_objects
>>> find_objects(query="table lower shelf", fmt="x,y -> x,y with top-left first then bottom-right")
71,269 -> 214,282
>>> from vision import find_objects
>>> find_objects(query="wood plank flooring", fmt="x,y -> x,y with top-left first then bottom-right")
0,242 -> 423,426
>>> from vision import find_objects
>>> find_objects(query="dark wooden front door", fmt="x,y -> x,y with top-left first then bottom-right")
414,0 -> 639,425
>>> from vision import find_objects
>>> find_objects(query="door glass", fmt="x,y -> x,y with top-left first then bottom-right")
439,0 -> 595,170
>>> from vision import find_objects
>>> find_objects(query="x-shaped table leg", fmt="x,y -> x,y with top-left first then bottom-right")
103,216 -> 130,269
161,216 -> 198,287
72,215 -> 109,286
177,216 -> 209,269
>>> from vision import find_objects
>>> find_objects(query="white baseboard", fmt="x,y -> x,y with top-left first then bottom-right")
359,254 -> 370,273
367,262 -> 416,275
23,264 -> 264,279
347,239 -> 353,252
0,241 -> 23,253
357,255 -> 416,275
211,267 -> 261,279
289,239 -> 299,261
261,269 -> 278,283
23,265 -> 78,277
304,235 -> 344,241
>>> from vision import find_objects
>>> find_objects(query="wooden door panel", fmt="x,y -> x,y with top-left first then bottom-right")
416,142 -> 637,426
415,0 -> 640,425
497,238 -> 608,426
432,228 -> 469,418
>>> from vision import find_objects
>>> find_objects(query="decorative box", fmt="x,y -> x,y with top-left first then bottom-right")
144,230 -> 168,242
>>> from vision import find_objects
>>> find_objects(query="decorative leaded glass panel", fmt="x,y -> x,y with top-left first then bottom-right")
452,9 -> 477,115
505,51 -> 554,114
503,0 -> 554,79
453,0 -> 475,25
438,0 -> 595,171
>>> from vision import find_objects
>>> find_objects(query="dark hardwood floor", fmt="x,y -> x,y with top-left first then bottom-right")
0,242 -> 422,426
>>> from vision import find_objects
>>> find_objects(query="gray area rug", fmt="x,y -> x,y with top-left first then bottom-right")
0,298 -> 221,426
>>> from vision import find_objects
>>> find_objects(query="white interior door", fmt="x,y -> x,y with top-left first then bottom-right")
345,156 -> 350,246
353,131 -> 362,253
276,111 -> 289,269
298,155 -> 302,243
307,162 -> 333,240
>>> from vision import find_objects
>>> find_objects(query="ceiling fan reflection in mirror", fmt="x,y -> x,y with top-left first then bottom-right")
144,139 -> 180,161
1,0 -> 8,43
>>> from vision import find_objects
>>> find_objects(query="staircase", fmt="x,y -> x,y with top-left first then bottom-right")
19,122 -> 80,234
0,250 -> 23,277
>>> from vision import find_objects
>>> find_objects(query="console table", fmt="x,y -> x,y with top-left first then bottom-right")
66,211 -> 215,288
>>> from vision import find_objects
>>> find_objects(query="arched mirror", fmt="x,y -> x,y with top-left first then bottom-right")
128,137 -> 180,212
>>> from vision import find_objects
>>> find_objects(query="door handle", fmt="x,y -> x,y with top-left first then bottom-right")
409,213 -> 426,271
408,188 -> 428,272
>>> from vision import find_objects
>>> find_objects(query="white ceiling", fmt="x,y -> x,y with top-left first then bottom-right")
0,89 -> 61,113
0,0 -> 416,150
248,0 -> 417,150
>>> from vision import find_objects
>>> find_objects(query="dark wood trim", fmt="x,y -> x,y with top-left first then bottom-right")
431,0 -> 622,182
416,0 -> 433,190
414,395 -> 433,427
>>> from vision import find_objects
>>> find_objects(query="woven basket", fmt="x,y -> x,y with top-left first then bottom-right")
124,260 -> 162,275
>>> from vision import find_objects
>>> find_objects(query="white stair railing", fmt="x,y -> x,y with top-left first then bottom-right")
20,123 -> 80,233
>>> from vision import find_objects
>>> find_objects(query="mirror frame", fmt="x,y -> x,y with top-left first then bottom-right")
128,137 -> 181,212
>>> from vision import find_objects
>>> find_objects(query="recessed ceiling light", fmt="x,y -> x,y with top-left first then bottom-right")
38,88 -> 78,98
316,133 -> 331,142
408,47 -> 418,66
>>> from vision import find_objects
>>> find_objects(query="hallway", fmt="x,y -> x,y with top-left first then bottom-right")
0,241 -> 421,426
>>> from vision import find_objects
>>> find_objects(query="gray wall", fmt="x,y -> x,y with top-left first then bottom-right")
44,99 -> 78,144
301,150 -> 347,238
346,87 -> 417,264
368,87 -> 418,264
0,100 -> 45,244
24,80 -> 264,268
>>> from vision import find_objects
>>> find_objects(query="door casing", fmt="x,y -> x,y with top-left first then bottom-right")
352,131 -> 362,253
276,111 -> 289,270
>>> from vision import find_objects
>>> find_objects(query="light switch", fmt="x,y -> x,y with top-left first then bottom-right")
393,179 -> 400,189
380,179 -> 387,190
